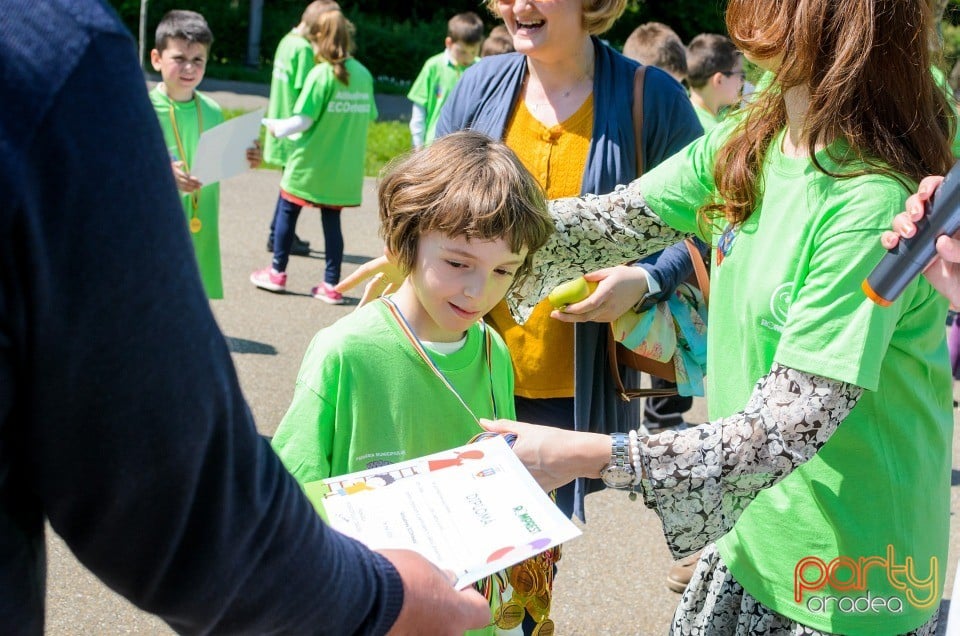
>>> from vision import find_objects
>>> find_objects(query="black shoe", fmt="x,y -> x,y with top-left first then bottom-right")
267,234 -> 311,256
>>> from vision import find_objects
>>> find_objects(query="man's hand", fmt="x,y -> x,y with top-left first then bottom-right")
379,549 -> 491,635
549,265 -> 648,323
882,175 -> 960,307
335,253 -> 404,307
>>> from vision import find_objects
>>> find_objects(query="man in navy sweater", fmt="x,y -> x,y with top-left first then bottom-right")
0,1 -> 489,633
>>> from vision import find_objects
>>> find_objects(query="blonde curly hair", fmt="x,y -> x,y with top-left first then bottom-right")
483,0 -> 627,36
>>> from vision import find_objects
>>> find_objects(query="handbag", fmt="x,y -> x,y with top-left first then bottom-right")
607,66 -> 711,402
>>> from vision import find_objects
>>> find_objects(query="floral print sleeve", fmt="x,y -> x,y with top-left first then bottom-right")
506,183 -> 688,323
636,363 -> 862,558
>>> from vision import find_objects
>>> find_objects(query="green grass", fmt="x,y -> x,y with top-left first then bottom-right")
365,121 -> 412,177
223,109 -> 411,177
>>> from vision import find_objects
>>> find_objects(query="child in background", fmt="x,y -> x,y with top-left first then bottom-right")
150,10 -> 261,299
271,131 -> 555,634
407,12 -> 484,148
252,9 -> 376,303
622,22 -> 688,84
685,33 -> 744,132
481,24 -> 515,58
263,1 -> 341,257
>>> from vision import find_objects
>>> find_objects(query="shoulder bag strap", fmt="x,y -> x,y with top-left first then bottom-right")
684,239 -> 710,308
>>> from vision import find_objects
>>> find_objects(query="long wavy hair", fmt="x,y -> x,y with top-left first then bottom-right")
310,10 -> 355,85
704,0 -> 955,227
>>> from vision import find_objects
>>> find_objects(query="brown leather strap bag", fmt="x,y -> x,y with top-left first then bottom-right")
607,66 -> 710,402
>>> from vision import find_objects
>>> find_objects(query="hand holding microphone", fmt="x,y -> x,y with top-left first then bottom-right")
867,162 -> 960,306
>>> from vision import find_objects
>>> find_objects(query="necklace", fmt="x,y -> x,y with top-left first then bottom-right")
524,67 -> 592,111
165,92 -> 204,233
381,297 -> 498,423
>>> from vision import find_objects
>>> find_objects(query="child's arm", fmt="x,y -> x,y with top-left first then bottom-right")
262,114 -> 314,139
409,104 -> 426,149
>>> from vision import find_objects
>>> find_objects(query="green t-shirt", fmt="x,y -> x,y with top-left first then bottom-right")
692,102 -> 721,133
271,299 -> 519,636
281,58 -> 377,206
642,123 -> 952,635
150,87 -> 225,299
407,51 -> 473,145
263,31 -> 315,166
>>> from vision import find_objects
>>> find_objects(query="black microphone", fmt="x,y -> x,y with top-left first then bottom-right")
863,160 -> 960,306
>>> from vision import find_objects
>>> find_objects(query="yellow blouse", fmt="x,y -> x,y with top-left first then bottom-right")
486,95 -> 593,398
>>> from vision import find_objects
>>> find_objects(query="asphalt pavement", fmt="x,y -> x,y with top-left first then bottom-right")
42,79 -> 960,635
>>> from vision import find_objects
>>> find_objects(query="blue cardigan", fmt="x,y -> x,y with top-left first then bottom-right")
436,39 -> 703,519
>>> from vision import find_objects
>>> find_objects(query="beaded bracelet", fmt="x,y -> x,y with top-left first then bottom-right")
627,428 -> 644,487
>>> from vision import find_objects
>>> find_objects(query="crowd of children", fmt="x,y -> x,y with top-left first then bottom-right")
146,2 -> 960,634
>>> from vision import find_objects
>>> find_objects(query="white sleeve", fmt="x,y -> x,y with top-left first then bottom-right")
409,104 -> 426,148
262,114 -> 314,139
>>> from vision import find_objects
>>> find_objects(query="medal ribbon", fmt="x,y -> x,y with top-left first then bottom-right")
383,297 -> 557,632
166,93 -> 203,232
381,297 -> 498,424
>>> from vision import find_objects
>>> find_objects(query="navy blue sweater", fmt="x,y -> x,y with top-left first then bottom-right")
0,1 -> 402,632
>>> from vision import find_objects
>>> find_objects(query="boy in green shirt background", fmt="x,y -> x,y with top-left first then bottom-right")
263,1 -> 340,257
685,33 -> 744,133
149,10 -> 261,299
407,12 -> 484,149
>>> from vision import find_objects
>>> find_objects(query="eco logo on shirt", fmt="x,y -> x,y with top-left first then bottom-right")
327,90 -> 372,114
760,282 -> 794,334
794,545 -> 939,614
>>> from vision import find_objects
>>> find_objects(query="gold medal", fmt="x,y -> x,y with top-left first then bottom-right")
189,217 -> 202,233
509,562 -> 538,598
525,592 -> 551,623
532,618 -> 555,636
495,600 -> 525,630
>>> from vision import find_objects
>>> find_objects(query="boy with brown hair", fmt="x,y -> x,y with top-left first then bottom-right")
686,32 -> 744,132
271,131 -> 555,634
481,24 -> 515,57
407,12 -> 485,148
149,10 -> 261,299
622,22 -> 687,84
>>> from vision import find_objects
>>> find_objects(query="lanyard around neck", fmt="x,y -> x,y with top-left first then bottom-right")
166,93 -> 204,232
381,296 -> 498,424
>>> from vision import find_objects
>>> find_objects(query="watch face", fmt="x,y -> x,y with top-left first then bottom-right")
600,465 -> 634,489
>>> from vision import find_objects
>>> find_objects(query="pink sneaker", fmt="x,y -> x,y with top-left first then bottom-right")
311,281 -> 344,305
250,268 -> 287,292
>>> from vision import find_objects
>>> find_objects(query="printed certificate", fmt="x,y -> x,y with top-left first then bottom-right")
191,107 -> 264,185
303,436 -> 581,589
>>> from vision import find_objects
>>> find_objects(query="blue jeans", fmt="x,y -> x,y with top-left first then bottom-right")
271,198 -> 343,284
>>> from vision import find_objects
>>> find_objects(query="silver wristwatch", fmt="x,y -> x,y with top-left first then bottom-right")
599,432 -> 635,489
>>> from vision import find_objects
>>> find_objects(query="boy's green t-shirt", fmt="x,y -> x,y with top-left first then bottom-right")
281,58 -> 377,206
263,31 -> 316,167
692,102 -> 721,133
271,299 -> 520,635
641,123 -> 952,635
150,87 -> 225,299
407,51 -> 473,145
